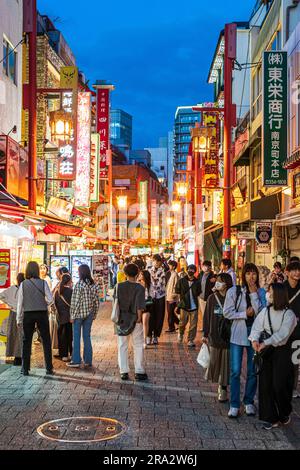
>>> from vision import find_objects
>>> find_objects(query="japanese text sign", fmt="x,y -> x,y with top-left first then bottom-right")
263,51 -> 288,186
97,89 -> 110,180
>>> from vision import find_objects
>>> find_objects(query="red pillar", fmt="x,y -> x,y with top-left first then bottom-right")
27,0 -> 37,211
223,23 -> 237,259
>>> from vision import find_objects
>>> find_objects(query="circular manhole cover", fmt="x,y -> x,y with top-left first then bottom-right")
37,417 -> 127,443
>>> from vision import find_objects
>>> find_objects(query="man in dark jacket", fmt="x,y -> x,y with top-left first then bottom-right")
175,264 -> 201,348
198,260 -> 216,331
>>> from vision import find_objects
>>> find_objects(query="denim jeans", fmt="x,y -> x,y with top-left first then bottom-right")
72,314 -> 93,365
230,341 -> 257,408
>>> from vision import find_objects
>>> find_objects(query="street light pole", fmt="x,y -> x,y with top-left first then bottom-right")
223,23 -> 237,259
28,0 -> 37,212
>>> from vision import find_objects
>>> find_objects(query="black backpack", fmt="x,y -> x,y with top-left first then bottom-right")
218,286 -> 242,344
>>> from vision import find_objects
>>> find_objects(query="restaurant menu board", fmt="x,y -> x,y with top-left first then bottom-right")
50,256 -> 70,281
71,256 -> 92,284
93,254 -> 109,298
30,245 -> 45,266
0,249 -> 11,289
0,309 -> 10,343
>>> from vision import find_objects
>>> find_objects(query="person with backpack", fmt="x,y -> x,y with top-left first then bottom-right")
175,264 -> 202,348
283,261 -> 300,398
202,273 -> 233,403
223,263 -> 263,418
114,263 -> 148,381
68,265 -> 101,368
54,273 -> 73,362
249,283 -> 297,430
16,262 -> 54,376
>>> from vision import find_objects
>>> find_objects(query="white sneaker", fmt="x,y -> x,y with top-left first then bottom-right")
146,337 -> 151,346
66,362 -> 80,368
62,357 -> 70,362
293,390 -> 300,399
153,337 -> 158,345
245,404 -> 256,416
228,407 -> 239,418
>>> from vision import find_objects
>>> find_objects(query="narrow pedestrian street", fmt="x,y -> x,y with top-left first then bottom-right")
0,301 -> 299,451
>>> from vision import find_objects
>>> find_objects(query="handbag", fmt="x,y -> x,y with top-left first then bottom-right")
197,343 -> 210,369
111,284 -> 120,324
253,306 -> 285,375
215,295 -> 231,344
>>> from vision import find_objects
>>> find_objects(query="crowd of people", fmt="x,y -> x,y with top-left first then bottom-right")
1,252 -> 300,431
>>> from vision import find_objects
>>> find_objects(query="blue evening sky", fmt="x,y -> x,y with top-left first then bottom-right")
38,0 -> 255,149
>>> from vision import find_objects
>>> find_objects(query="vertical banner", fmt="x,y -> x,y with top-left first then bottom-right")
202,112 -> 220,188
263,51 -> 288,186
139,181 -> 148,239
90,134 -> 100,203
75,92 -> 91,208
213,190 -> 223,224
0,249 -> 11,288
96,89 -> 110,180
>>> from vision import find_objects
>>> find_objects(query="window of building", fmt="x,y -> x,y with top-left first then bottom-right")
251,145 -> 262,200
252,66 -> 262,121
3,38 -> 17,84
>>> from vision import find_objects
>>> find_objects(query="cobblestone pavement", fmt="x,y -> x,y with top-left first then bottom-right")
0,301 -> 300,451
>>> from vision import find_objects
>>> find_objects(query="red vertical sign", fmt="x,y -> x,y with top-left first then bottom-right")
0,249 -> 11,288
97,89 -> 109,180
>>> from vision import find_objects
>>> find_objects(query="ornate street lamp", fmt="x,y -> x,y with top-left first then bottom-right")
50,110 -> 73,145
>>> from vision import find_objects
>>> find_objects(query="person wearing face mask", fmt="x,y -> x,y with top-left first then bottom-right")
202,273 -> 233,402
283,262 -> 300,399
198,261 -> 216,331
249,283 -> 297,430
223,263 -> 263,418
175,265 -> 201,348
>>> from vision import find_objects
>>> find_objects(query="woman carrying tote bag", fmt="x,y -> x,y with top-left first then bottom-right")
249,283 -> 297,430
16,261 -> 54,376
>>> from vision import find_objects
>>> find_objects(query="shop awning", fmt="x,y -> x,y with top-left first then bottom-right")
203,224 -> 223,236
43,223 -> 83,237
72,207 -> 91,218
276,208 -> 300,226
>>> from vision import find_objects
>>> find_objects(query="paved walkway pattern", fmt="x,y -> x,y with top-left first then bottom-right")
0,302 -> 300,450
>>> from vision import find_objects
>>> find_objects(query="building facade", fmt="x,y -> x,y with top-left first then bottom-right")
110,109 -> 132,151
128,149 -> 151,167
0,0 -> 23,142
174,107 -> 201,182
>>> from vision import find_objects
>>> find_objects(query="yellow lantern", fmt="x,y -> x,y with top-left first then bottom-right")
50,110 -> 73,144
117,195 -> 127,209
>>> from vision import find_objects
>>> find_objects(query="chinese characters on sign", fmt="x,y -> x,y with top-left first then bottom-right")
139,181 -> 149,239
263,51 -> 288,186
0,249 -> 10,288
75,92 -> 91,208
90,134 -> 100,203
202,113 -> 220,188
97,89 -> 110,180
57,89 -> 77,180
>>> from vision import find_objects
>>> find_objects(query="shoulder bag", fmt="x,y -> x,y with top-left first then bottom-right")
253,307 -> 287,374
216,294 -> 231,345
